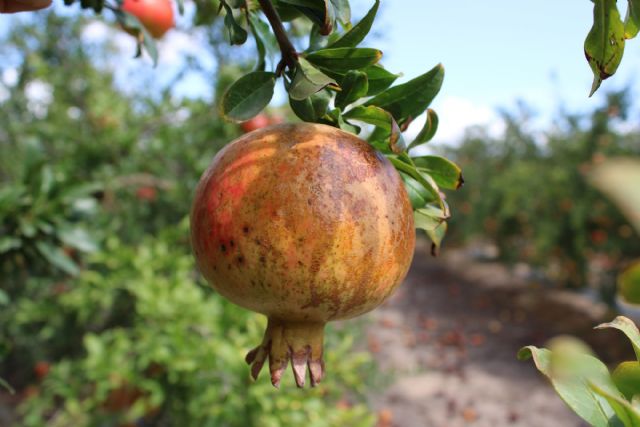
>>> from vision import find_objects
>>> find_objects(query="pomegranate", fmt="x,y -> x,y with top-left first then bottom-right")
121,0 -> 174,39
191,123 -> 415,387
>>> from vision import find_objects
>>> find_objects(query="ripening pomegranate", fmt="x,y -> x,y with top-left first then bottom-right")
191,123 -> 415,387
240,113 -> 270,133
121,0 -> 174,39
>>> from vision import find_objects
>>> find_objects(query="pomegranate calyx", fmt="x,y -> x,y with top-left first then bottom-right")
245,317 -> 325,388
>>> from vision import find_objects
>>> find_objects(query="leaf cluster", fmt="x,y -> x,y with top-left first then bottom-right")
219,0 -> 462,251
585,0 -> 640,95
520,316 -> 640,427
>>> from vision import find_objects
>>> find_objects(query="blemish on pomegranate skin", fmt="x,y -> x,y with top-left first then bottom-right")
230,239 -> 235,248
237,255 -> 245,264
220,244 -> 227,253
243,226 -> 250,234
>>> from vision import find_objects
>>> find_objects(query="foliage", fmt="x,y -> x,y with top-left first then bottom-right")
584,0 -> 640,95
519,316 -> 640,427
0,15 -> 376,425
443,93 -> 640,289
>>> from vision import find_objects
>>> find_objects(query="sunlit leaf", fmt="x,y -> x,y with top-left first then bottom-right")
412,155 -> 464,190
518,346 -> 617,427
221,71 -> 276,121
590,381 -> 640,427
584,0 -> 625,96
612,361 -> 640,401
426,221 -> 447,256
625,0 -> 640,38
595,316 -> 640,361
619,262 -> 640,305
409,109 -> 438,150
343,105 -> 405,153
306,47 -> 382,72
328,0 -> 378,48
222,2 -> 248,45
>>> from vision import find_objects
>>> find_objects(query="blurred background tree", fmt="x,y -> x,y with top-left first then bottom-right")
441,91 -> 640,295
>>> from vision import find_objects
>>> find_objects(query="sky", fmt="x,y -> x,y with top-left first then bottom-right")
2,0 -> 640,144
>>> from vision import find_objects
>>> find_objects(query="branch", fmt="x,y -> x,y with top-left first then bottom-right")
256,0 -> 298,75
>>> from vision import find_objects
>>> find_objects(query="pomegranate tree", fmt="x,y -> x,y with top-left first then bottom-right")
191,123 -> 415,387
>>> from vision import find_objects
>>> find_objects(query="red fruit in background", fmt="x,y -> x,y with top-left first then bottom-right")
136,186 -> 157,201
121,0 -> 174,39
191,123 -> 415,387
591,229 -> 608,245
33,361 -> 50,380
240,114 -> 270,133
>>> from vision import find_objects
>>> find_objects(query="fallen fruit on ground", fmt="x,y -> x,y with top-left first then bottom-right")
121,0 -> 174,39
191,123 -> 415,387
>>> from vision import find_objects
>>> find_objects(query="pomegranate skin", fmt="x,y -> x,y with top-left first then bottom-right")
121,0 -> 174,39
190,123 -> 415,386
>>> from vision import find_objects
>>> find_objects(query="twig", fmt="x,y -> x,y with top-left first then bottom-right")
256,0 -> 298,75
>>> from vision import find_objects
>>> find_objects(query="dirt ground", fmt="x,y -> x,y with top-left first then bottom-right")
366,240 -> 631,427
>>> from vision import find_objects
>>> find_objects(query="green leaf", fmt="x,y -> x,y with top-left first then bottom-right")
365,63 -> 444,125
412,156 -> 464,190
289,57 -> 337,100
222,2 -> 248,45
335,70 -> 368,110
409,109 -> 439,150
613,362 -> 640,401
329,0 -> 350,26
584,0 -> 625,96
248,15 -> 267,71
387,156 -> 443,208
343,105 -> 405,153
362,66 -> 398,96
325,108 -> 360,134
363,65 -> 400,96
306,47 -> 382,72
0,289 -> 8,306
289,89 -> 331,122
414,208 -> 443,232
590,382 -> 640,427
328,0 -> 378,48
58,227 -> 98,253
221,71 -> 276,121
0,377 -> 14,395
596,316 -> 640,361
35,241 -> 79,276
619,262 -> 640,305
426,221 -> 447,256
0,237 -> 21,253
518,346 -> 618,427
287,0 -> 333,34
401,173 -> 433,209
589,159 -> 640,234
625,0 -> 640,38
113,11 -> 158,65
